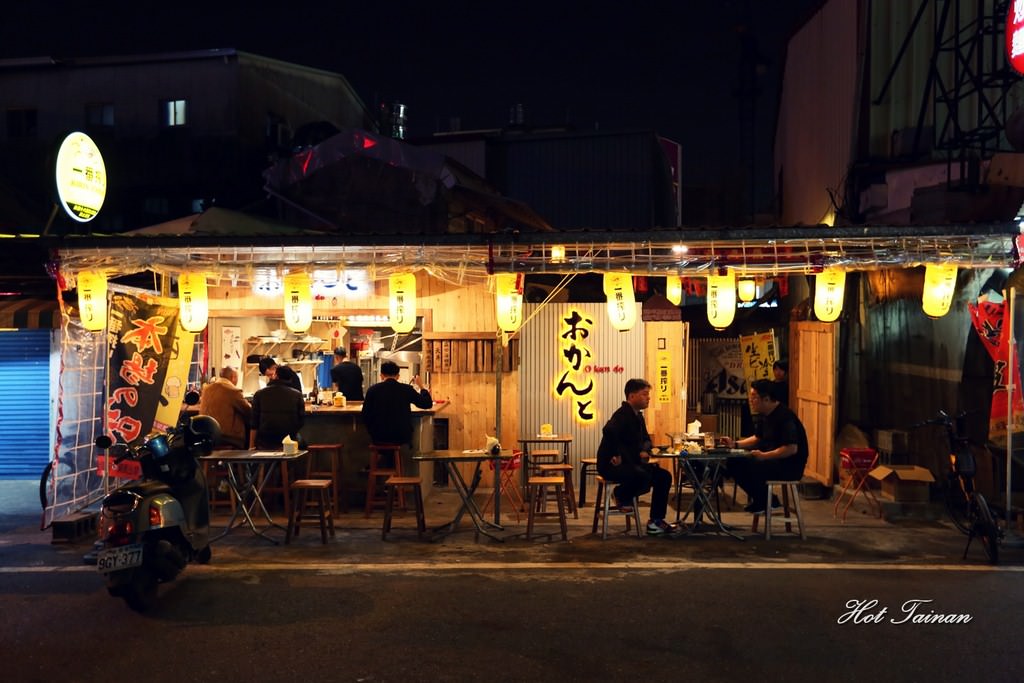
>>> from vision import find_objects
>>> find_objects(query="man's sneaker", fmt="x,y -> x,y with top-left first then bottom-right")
646,519 -> 676,535
746,495 -> 783,515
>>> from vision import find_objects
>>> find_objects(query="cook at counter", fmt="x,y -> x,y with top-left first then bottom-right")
362,360 -> 432,466
330,347 -> 364,401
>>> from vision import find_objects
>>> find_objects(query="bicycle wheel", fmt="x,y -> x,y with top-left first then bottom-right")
944,474 -> 971,534
974,493 -> 1000,565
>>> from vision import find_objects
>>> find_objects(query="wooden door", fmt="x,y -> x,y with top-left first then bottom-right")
791,320 -> 837,486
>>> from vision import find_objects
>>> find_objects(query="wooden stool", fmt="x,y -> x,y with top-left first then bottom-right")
527,448 -> 563,474
592,476 -> 642,539
306,443 -> 347,515
526,476 -> 568,541
537,462 -> 578,518
578,457 -> 598,507
202,461 -> 236,514
382,476 -> 426,540
286,479 -> 335,544
752,480 -> 806,540
366,443 -> 403,517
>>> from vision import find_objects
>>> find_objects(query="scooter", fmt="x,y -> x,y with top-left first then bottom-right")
93,392 -> 220,611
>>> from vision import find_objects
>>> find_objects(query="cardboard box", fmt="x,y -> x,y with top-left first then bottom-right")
868,465 -> 935,502
874,429 -> 909,456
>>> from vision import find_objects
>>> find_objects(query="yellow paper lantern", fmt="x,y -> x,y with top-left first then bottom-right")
922,263 -> 958,318
550,245 -> 566,264
737,278 -> 757,302
666,275 -> 683,306
495,273 -> 524,333
282,272 -> 313,333
177,272 -> 209,332
77,270 -> 107,331
603,272 -> 636,331
389,273 -> 417,333
706,270 -> 736,330
814,268 -> 846,322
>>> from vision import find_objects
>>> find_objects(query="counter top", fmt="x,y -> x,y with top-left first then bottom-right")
305,400 -> 449,415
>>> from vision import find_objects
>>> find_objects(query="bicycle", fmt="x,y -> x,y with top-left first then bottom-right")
914,410 -> 1002,564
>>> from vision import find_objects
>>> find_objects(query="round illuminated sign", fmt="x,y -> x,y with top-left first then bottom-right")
55,131 -> 107,222
1008,4 -> 1024,74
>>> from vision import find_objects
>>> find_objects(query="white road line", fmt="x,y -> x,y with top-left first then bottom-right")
1,561 -> 1021,574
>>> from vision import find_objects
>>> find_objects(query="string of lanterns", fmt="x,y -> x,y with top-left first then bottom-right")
73,264 -> 962,334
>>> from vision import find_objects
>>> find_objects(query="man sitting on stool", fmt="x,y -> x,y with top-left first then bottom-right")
720,379 -> 808,514
597,378 -> 675,535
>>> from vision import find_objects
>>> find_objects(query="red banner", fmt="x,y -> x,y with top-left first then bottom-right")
968,300 -> 1024,445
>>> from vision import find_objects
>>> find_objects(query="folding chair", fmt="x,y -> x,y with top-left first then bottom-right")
482,451 -> 525,522
833,447 -> 881,522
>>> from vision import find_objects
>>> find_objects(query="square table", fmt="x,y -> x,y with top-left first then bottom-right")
200,449 -> 308,544
665,448 -> 752,541
414,449 -> 516,541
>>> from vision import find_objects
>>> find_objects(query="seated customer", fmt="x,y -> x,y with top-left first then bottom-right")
198,366 -> 251,448
258,356 -> 302,394
250,370 -> 305,450
721,379 -> 809,514
596,378 -> 675,535
361,360 -> 433,467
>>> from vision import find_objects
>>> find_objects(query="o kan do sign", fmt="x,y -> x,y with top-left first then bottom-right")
55,131 -> 107,222
1008,1 -> 1024,74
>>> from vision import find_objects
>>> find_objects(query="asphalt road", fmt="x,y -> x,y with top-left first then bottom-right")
1,560 -> 1021,682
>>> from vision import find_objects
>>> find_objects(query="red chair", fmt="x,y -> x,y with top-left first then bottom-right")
482,451 -> 525,523
833,447 -> 881,522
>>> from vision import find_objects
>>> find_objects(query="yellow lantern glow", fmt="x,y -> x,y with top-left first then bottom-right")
922,263 -> 958,318
603,272 -> 636,331
737,278 -> 757,302
282,272 -> 313,333
814,269 -> 846,322
706,269 -> 736,330
666,275 -> 683,306
495,273 -> 523,333
550,245 -> 566,263
77,270 -> 107,331
177,273 -> 209,332
389,273 -> 417,333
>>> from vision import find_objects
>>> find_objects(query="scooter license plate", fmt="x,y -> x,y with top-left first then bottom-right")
96,543 -> 144,573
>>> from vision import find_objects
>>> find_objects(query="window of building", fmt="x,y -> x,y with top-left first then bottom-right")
159,99 -> 187,127
6,108 -> 38,139
85,103 -> 115,128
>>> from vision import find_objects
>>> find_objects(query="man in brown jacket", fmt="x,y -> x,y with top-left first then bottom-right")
198,367 -> 252,448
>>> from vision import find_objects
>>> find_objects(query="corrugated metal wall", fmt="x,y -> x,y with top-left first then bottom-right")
519,303 -> 644,480
0,330 -> 51,478
775,0 -> 860,225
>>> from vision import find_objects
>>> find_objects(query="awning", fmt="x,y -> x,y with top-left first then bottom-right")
0,298 -> 60,329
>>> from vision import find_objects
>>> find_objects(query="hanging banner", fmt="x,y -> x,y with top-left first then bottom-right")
105,292 -> 196,454
656,350 -> 672,404
968,300 -> 1024,445
698,338 -> 746,400
739,330 -> 778,383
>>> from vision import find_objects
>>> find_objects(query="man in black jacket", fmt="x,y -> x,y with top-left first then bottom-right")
258,356 -> 303,394
361,360 -> 433,466
250,375 -> 305,450
330,347 -> 364,401
597,378 -> 675,535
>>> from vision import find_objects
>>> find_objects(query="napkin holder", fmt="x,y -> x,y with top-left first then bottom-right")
281,434 -> 298,455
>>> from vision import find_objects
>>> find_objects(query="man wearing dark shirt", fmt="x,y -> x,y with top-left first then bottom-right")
361,360 -> 433,466
596,378 -> 675,535
722,378 -> 809,514
249,375 -> 305,449
330,348 -> 364,401
258,356 -> 302,394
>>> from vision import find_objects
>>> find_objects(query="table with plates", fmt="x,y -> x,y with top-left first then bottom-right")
413,449 -> 516,541
200,449 -> 308,544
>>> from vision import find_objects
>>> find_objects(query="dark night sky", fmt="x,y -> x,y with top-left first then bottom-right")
1,1 -> 821,208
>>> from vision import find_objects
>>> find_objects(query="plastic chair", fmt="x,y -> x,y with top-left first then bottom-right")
482,451 -> 525,522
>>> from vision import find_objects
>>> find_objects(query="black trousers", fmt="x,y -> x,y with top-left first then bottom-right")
727,456 -> 804,504
601,462 -> 672,521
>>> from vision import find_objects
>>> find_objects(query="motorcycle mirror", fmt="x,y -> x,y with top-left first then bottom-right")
95,435 -> 113,449
184,390 -> 201,406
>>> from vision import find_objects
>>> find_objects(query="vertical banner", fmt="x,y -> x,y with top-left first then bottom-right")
698,339 -> 746,400
656,350 -> 672,404
968,300 -> 1024,445
106,292 -> 195,446
739,330 -> 778,383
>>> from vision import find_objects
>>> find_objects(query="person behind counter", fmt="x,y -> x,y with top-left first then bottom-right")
720,378 -> 808,514
772,359 -> 789,406
330,347 -> 364,401
250,368 -> 306,450
198,367 -> 251,449
361,360 -> 432,467
258,356 -> 303,394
